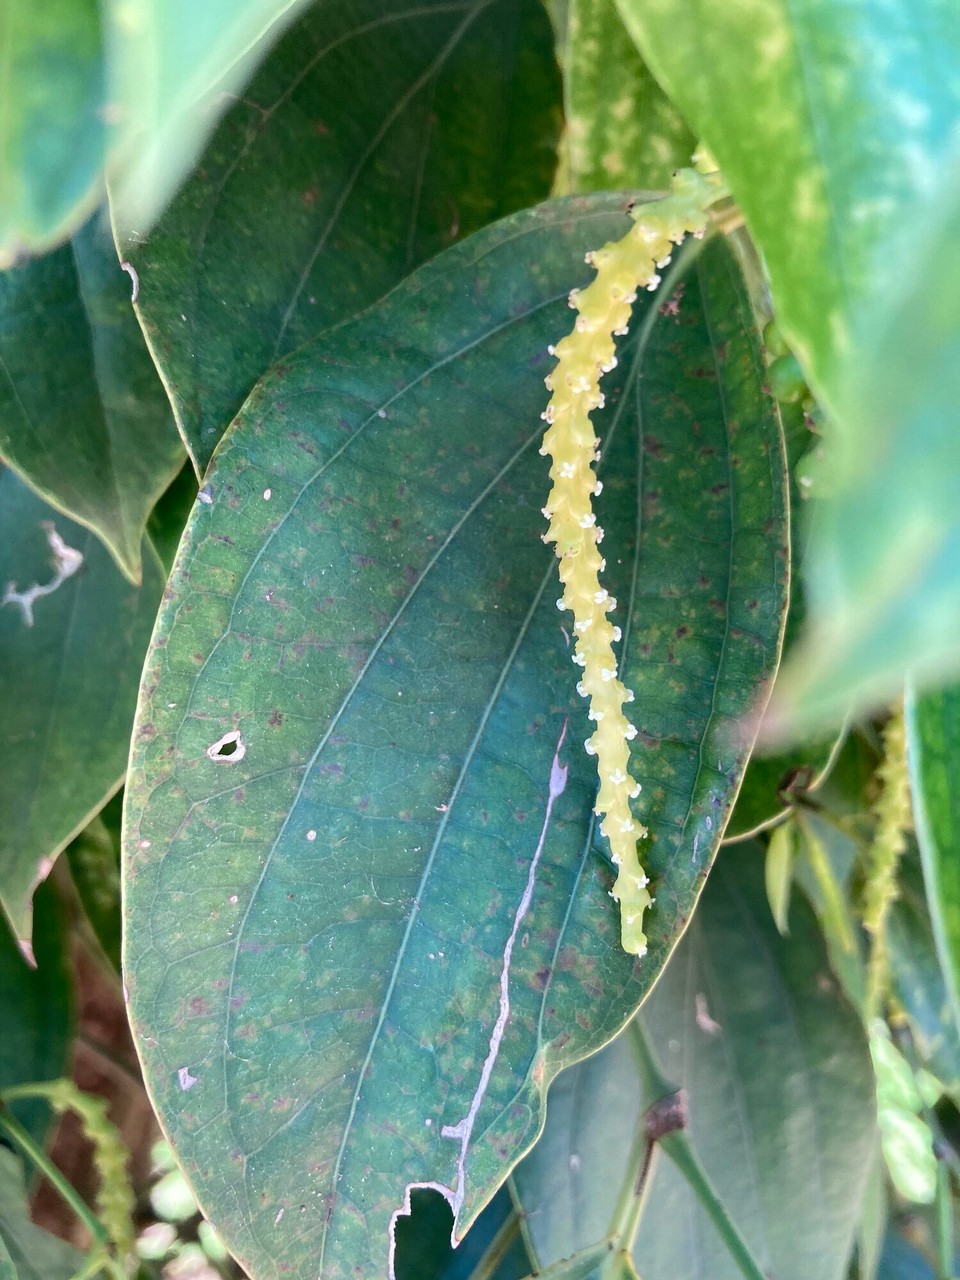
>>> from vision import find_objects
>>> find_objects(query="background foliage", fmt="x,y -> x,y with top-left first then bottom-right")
2,1 -> 960,1279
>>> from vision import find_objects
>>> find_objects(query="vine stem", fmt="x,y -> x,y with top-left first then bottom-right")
626,1022 -> 769,1280
936,1160 -> 956,1280
467,1212 -> 524,1280
0,1103 -> 123,1280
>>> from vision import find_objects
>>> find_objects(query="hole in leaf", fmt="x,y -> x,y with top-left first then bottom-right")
391,1188 -> 454,1280
206,730 -> 246,763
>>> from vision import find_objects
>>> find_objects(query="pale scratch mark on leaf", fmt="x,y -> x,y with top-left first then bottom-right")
695,991 -> 722,1035
120,261 -> 140,302
387,721 -> 569,1279
178,1067 -> 199,1090
2,522 -> 83,626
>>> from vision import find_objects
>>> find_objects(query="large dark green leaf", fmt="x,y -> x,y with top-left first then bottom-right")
0,0 -> 105,264
124,0 -> 561,474
906,681 -> 960,1038
0,210 -> 184,581
562,0 -> 693,192
0,1150 -> 84,1280
123,206 -> 787,1280
512,843 -> 876,1280
0,466 -> 164,947
0,884 -> 72,1143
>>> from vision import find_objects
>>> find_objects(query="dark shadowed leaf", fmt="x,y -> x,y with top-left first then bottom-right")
0,210 -> 184,581
512,843 -> 876,1280
0,0 -> 105,264
888,851 -> 960,1095
123,205 -> 786,1280
0,466 -> 164,946
65,793 -> 123,974
125,0 -> 562,474
147,460 -> 200,574
0,884 -> 72,1144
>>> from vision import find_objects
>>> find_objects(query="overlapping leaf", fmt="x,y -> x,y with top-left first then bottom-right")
123,205 -> 787,1280
562,0 -> 693,193
105,0 -> 315,237
124,0 -> 562,474
775,180 -> 960,727
0,0 -> 105,263
613,0 -> 960,730
615,0 -> 960,412
0,211 -> 184,580
906,680 -> 960,1037
512,843 -> 877,1280
0,466 -> 165,946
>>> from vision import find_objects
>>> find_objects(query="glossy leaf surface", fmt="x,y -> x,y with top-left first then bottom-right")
0,211 -> 184,581
124,206 -> 787,1280
563,0 -> 693,192
126,0 -> 562,473
0,467 -> 164,946
512,844 -> 876,1280
0,0 -> 105,263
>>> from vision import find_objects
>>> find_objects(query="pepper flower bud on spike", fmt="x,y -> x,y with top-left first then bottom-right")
540,167 -> 726,956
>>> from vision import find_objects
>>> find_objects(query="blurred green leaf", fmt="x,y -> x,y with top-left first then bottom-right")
871,1025 -> 938,1205
875,1229 -> 937,1280
105,0 -> 315,238
512,843 -> 877,1280
0,466 -> 164,946
906,680 -> 960,1041
614,0 -> 960,731
614,0 -> 960,415
124,0 -> 562,474
765,819 -> 794,934
0,884 -> 72,1145
774,177 -> 960,729
122,212 -> 786,1280
0,210 -> 184,581
0,1149 -> 84,1280
855,1150 -> 887,1280
0,0 -> 105,263
562,0 -> 693,192
889,851 -> 960,1095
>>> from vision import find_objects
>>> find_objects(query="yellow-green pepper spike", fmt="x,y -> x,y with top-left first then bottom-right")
540,168 -> 725,955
